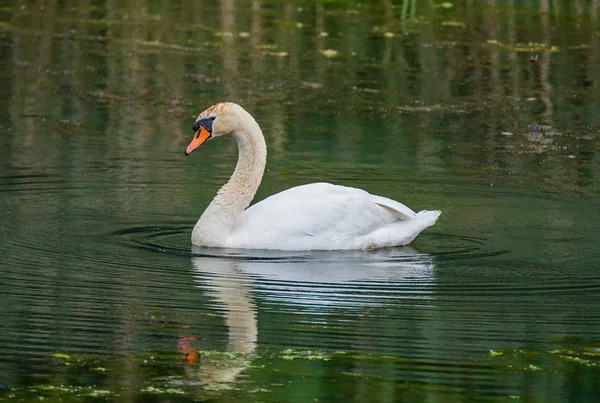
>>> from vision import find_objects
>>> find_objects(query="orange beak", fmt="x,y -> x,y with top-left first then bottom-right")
185,126 -> 211,156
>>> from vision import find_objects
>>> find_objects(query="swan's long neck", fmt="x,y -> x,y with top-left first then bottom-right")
192,113 -> 266,247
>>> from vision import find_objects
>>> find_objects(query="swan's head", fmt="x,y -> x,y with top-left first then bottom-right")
185,102 -> 247,156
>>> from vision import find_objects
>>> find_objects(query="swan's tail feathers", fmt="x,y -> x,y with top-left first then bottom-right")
416,209 -> 442,228
361,209 -> 441,249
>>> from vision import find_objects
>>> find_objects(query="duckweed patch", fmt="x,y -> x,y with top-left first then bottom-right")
488,341 -> 600,372
487,39 -> 560,53
141,386 -> 186,395
0,385 -> 189,402
2,344 -> 599,402
1,385 -> 113,401
279,349 -> 330,361
441,20 -> 465,27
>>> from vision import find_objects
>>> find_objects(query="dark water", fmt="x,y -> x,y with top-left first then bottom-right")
1,0 -> 600,401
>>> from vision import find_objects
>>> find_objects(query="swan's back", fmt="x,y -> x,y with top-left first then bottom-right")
228,183 -> 440,250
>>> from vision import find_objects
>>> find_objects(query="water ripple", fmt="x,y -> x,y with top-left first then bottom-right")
110,225 -> 508,262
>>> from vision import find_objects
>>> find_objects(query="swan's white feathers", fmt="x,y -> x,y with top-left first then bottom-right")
227,183 -> 436,250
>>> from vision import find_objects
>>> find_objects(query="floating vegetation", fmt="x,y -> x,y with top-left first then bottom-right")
202,384 -> 232,391
263,51 -> 289,57
0,351 -> 196,401
354,87 -> 379,93
397,104 -> 443,113
487,39 -> 559,53
141,386 -> 186,395
134,39 -> 208,52
251,44 -> 290,56
249,387 -> 271,393
279,349 -> 330,361
319,49 -> 339,58
50,353 -> 71,360
254,43 -> 279,50
432,1 -> 455,9
441,20 -> 465,28
396,102 -> 470,114
372,25 -> 397,35
9,385 -> 112,398
488,342 -> 600,372
1,384 -> 188,401
214,31 -> 233,37
275,20 -> 303,29
2,345 -> 598,402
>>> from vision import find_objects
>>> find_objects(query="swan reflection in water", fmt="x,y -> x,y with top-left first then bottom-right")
184,246 -> 436,388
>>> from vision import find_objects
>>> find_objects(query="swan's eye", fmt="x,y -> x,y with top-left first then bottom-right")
192,117 -> 216,138
192,116 -> 216,132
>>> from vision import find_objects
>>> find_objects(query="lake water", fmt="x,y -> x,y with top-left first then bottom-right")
1,0 -> 599,401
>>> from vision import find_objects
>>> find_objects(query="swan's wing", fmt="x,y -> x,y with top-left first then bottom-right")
228,183 -> 418,249
258,182 -> 417,219
368,194 -> 416,220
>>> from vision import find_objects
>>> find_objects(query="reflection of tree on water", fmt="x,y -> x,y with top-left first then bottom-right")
188,246 -> 435,387
3,0 -> 599,200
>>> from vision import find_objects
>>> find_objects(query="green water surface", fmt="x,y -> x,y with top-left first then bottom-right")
1,0 -> 599,402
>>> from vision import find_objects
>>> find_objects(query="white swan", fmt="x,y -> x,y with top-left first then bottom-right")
185,102 -> 440,250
